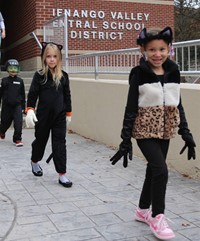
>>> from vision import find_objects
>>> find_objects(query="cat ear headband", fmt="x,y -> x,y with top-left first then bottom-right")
41,42 -> 63,57
136,27 -> 173,46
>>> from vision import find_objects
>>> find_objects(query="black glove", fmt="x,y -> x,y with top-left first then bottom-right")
180,133 -> 196,160
110,140 -> 132,168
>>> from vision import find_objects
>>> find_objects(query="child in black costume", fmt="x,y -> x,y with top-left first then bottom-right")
110,27 -> 196,240
25,42 -> 72,188
0,59 -> 25,146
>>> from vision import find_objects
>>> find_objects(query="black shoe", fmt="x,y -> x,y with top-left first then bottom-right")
59,179 -> 73,188
31,163 -> 43,177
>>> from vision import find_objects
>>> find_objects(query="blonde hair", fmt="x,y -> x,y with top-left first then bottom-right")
40,43 -> 63,88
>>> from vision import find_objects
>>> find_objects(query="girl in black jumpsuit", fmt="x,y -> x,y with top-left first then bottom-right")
26,42 -> 72,188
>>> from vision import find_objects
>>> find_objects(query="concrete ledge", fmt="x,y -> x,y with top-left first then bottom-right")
69,77 -> 200,180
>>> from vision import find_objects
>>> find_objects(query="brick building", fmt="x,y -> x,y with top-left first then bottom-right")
0,0 -> 174,70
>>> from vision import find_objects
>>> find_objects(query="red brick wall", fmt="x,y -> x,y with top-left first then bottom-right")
1,0 -> 174,68
3,0 -> 36,45
2,0 -> 38,63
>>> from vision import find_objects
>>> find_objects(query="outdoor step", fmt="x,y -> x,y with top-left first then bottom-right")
0,71 -> 33,92
0,71 -> 34,79
0,71 -> 35,78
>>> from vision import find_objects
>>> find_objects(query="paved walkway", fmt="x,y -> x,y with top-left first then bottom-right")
0,129 -> 200,241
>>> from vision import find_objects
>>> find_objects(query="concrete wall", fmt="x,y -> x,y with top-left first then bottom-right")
69,78 -> 200,179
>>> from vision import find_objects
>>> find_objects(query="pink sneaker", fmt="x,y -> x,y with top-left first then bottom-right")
135,207 -> 152,225
150,214 -> 175,240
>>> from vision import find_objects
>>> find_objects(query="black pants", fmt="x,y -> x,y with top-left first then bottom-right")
31,111 -> 67,174
136,138 -> 170,217
0,104 -> 23,142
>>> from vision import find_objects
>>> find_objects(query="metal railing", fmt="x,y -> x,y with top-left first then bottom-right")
67,39 -> 200,80
30,32 -> 42,49
67,48 -> 141,79
174,39 -> 200,76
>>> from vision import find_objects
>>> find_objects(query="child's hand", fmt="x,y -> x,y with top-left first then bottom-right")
180,132 -> 196,160
66,116 -> 71,125
110,140 -> 132,168
25,109 -> 38,128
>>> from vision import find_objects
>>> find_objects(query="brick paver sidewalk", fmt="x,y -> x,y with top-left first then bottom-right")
0,129 -> 200,241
